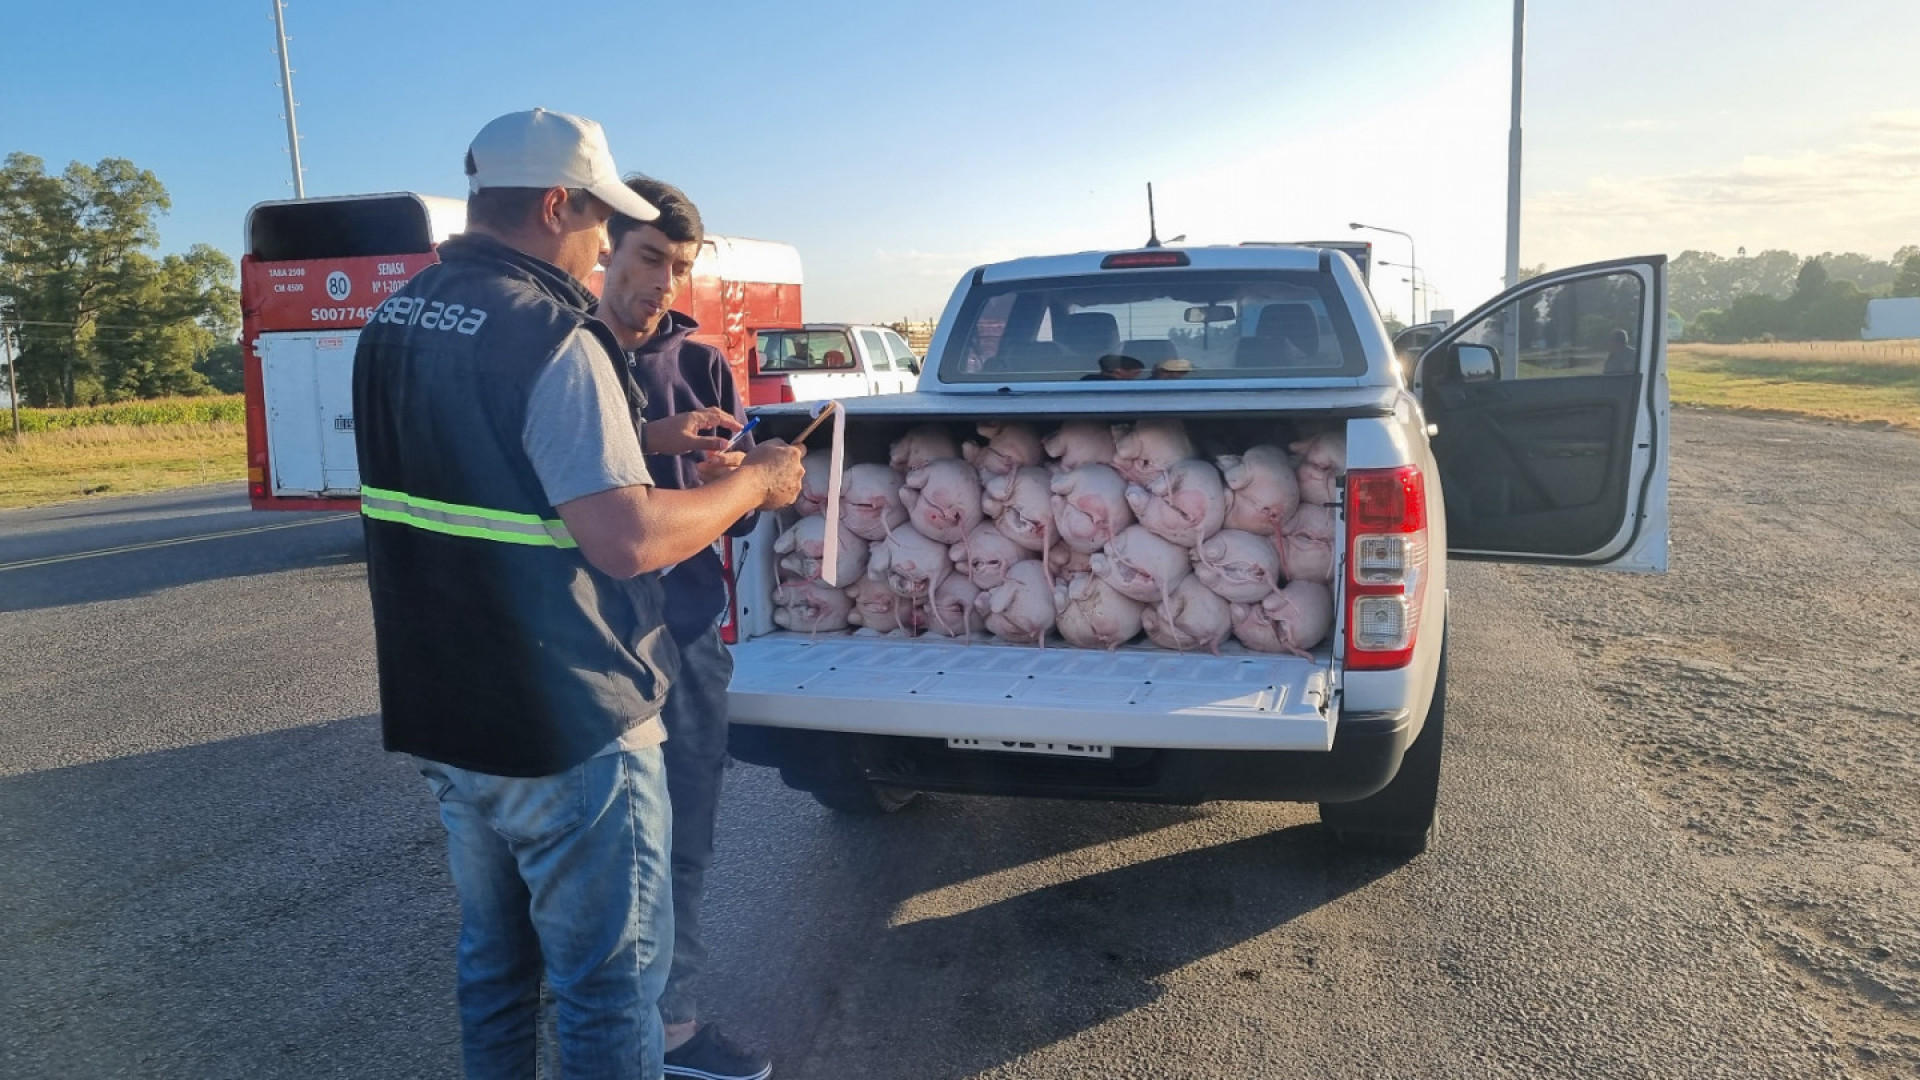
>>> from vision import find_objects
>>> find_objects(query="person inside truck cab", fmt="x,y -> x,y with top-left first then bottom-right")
352,109 -> 803,1080
597,175 -> 776,1080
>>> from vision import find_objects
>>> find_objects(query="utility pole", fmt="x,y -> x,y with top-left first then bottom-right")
1505,0 -> 1525,289
272,0 -> 306,198
3,317 -> 19,439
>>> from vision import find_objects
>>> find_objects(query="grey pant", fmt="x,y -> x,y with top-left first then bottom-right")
658,626 -> 734,1026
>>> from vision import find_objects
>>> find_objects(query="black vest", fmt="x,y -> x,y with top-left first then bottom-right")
352,232 -> 676,777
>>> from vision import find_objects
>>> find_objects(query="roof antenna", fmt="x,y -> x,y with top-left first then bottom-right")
1144,182 -> 1161,249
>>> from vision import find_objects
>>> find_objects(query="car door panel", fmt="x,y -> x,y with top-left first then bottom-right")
1418,256 -> 1668,571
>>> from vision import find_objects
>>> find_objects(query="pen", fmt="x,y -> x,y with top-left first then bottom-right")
722,416 -> 761,451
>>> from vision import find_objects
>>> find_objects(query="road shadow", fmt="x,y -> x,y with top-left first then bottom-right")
0,715 -> 462,1080
0,514 -> 365,613
705,784 -> 1405,1079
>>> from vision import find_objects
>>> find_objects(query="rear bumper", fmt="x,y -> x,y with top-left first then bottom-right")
728,708 -> 1414,806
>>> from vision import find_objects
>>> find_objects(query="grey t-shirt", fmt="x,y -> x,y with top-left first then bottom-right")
521,327 -> 665,753
523,327 -> 653,504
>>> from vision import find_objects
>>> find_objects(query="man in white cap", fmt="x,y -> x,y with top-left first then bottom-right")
352,108 -> 803,1080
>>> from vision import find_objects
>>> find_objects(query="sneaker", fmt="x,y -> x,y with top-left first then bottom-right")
662,1023 -> 773,1080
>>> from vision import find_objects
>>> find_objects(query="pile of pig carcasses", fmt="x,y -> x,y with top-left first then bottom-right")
765,419 -> 1345,657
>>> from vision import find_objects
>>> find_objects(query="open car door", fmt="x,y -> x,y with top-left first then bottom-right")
1416,256 -> 1669,572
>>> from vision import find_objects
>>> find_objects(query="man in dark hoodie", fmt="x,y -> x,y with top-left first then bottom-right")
596,175 -> 772,1080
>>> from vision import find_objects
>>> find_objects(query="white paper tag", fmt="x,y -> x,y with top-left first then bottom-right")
819,402 -> 847,586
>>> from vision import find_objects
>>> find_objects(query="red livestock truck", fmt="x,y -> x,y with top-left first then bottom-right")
241,191 -> 803,511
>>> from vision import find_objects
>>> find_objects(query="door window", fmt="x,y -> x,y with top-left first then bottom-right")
882,331 -> 919,371
1442,272 -> 1646,381
858,329 -> 894,371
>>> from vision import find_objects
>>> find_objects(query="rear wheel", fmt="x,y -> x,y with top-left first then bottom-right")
1320,639 -> 1446,855
808,782 -> 921,816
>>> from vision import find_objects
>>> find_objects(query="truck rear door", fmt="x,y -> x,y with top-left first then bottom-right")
1416,256 -> 1669,572
258,329 -> 361,497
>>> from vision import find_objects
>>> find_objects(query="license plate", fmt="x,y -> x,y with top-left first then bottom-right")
946,737 -> 1113,760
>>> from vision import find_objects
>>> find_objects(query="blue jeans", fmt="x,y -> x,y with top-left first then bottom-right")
418,747 -> 674,1080
659,627 -> 734,1026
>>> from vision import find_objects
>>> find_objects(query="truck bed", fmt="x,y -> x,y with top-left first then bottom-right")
727,632 -> 1335,752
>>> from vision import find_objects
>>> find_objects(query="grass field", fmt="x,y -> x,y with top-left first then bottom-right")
1667,340 -> 1920,430
0,397 -> 245,510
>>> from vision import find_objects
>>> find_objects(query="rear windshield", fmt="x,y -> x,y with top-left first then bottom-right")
756,329 -> 855,371
937,269 -> 1367,383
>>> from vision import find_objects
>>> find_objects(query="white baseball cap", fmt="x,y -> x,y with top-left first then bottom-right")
465,108 -> 659,222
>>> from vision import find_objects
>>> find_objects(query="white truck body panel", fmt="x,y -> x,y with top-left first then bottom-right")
258,330 -> 361,498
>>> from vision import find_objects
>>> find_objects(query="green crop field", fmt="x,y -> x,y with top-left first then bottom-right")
1,396 -> 245,509
1667,340 -> 1920,431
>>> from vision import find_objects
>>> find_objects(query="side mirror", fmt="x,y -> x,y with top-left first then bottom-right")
904,358 -> 921,374
1455,343 -> 1499,382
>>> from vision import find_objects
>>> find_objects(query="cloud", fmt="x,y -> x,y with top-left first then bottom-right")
1528,116 -> 1920,263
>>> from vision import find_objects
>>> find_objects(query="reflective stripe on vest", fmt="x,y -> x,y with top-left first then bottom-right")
359,485 -> 577,549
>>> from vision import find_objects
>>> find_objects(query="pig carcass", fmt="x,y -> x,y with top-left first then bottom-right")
770,580 -> 854,633
1111,418 -> 1195,486
981,466 -> 1055,553
846,577 -> 926,636
773,516 -> 868,586
839,463 -> 908,542
796,450 -> 834,517
975,559 -> 1056,645
963,421 -> 1044,477
1291,431 -> 1347,507
925,574 -> 982,638
1140,576 -> 1232,654
900,459 -> 984,545
1090,525 -> 1193,604
1217,444 -> 1300,536
1126,459 -> 1227,548
1276,502 -> 1336,585
1050,463 -> 1134,554
1191,528 -> 1282,603
1052,571 -> 1145,650
1048,544 -> 1095,577
889,424 -> 959,473
1041,421 -> 1118,472
949,523 -> 1032,590
1230,580 -> 1334,658
866,524 -> 951,601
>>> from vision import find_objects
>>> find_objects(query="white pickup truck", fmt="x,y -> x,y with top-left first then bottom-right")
724,245 -> 1669,853
747,323 -> 919,404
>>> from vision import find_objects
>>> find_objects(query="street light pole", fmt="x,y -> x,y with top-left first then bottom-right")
271,0 -> 306,199
1506,0 -> 1525,289
1350,222 -> 1418,324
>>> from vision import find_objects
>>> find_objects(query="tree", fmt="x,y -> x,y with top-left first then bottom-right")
0,153 -> 236,406
1893,255 -> 1920,299
196,341 -> 243,394
1792,258 -> 1829,301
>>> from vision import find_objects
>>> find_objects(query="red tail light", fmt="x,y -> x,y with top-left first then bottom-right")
718,538 -> 740,645
778,380 -> 795,404
1344,466 -> 1428,670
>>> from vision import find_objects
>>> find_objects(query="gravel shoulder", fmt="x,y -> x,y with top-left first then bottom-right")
1492,406 -> 1920,1077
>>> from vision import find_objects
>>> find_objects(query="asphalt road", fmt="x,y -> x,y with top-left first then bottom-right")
0,417 -> 1889,1078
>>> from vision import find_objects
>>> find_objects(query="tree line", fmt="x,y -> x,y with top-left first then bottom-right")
1671,246 -> 1920,342
0,154 -> 241,408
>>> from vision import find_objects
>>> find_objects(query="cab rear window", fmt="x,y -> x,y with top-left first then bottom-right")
756,330 -> 856,371
938,269 -> 1367,383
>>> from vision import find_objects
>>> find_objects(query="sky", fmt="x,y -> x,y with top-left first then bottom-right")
3,0 -> 1916,325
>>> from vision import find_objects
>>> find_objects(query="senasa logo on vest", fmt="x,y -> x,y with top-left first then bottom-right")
374,294 -> 491,335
